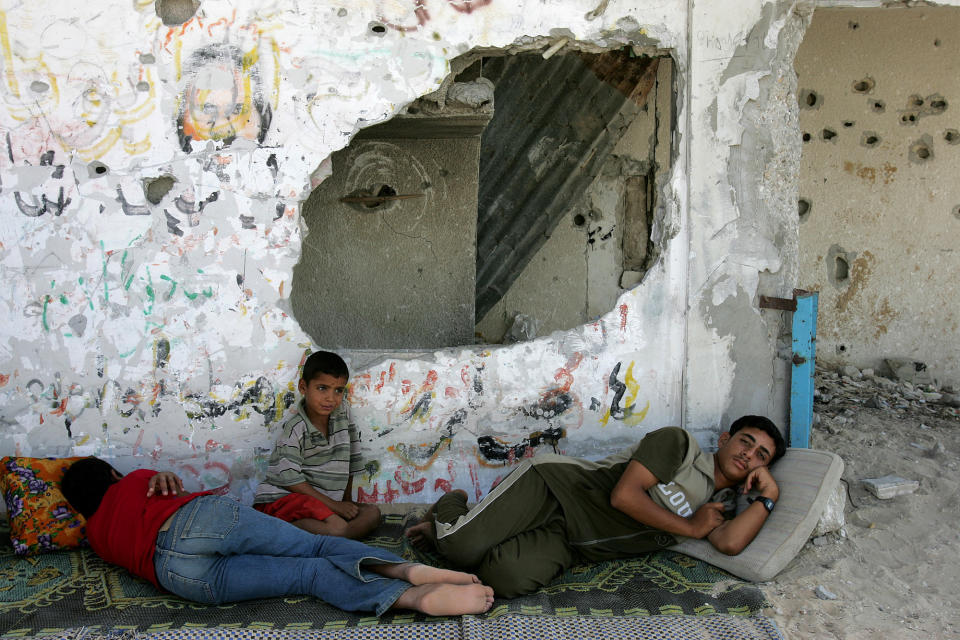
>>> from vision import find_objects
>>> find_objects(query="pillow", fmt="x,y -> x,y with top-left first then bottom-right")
671,448 -> 844,582
1,456 -> 88,556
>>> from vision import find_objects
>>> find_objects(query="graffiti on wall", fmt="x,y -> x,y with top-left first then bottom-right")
377,0 -> 495,32
12,361 -> 296,442
175,43 -> 273,152
345,352 -> 655,502
0,11 -> 156,163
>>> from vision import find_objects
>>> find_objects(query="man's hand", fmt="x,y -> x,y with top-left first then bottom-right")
743,466 -> 779,502
147,472 -> 185,497
687,502 -> 726,538
330,500 -> 359,520
708,466 -> 780,555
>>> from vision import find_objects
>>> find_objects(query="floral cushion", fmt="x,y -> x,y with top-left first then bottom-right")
1,456 -> 87,555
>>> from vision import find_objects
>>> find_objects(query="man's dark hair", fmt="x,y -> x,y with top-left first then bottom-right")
729,415 -> 787,463
301,351 -> 349,384
61,457 -> 121,518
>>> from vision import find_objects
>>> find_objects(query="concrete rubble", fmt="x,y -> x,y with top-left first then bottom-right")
813,363 -> 960,429
861,475 -> 920,500
806,361 -> 960,536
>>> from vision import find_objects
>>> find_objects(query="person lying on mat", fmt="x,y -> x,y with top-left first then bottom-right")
60,458 -> 493,616
405,416 -> 786,597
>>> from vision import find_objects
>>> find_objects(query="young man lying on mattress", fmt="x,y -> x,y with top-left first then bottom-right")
406,416 -> 786,597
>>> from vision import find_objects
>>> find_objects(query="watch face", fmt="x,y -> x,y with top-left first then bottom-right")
750,496 -> 775,512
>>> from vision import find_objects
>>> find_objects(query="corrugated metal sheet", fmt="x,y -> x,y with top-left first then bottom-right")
475,51 -> 659,322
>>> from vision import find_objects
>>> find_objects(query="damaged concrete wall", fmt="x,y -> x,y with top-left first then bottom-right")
0,0 -> 808,504
682,0 -> 812,436
796,6 -> 960,386
293,136 -> 480,350
476,58 -> 670,344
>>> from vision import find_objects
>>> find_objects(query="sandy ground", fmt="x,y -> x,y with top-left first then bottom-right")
764,371 -> 960,639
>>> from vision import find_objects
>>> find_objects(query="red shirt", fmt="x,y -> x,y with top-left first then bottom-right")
86,469 -> 210,588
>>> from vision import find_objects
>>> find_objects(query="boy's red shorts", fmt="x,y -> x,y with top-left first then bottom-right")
253,493 -> 335,522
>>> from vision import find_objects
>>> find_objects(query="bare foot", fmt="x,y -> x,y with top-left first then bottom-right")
405,562 -> 480,585
394,583 -> 494,616
373,562 -> 480,585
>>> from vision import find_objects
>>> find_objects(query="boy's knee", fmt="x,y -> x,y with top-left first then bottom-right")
359,503 -> 381,519
434,490 -> 469,525
475,558 -> 553,598
344,504 -> 381,538
474,537 -> 572,598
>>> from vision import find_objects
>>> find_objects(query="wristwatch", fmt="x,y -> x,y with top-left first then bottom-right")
749,496 -> 776,513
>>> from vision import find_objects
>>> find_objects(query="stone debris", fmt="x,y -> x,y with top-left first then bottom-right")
814,585 -> 839,600
503,313 -> 539,343
940,392 -> 960,408
814,364 -> 960,422
812,482 -> 847,536
885,358 -> 935,386
839,365 -> 863,380
861,475 -> 920,499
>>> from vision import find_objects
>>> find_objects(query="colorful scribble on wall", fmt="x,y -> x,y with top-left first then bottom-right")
0,0 -> 700,508
175,43 -> 272,151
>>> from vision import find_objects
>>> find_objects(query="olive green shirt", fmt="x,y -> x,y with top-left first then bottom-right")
530,427 -> 716,561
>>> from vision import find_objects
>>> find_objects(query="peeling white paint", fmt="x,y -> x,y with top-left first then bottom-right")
0,0 -> 807,503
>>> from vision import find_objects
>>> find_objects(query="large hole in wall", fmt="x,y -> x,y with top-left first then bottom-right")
291,48 -> 674,349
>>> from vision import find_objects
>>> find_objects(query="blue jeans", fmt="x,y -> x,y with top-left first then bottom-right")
153,495 -> 410,615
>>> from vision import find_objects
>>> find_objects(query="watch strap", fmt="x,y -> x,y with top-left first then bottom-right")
749,496 -> 776,513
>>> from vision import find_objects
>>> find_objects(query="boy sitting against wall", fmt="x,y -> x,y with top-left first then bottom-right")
253,351 -> 380,538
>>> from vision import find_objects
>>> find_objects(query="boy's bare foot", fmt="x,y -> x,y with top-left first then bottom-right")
407,562 -> 480,585
394,583 -> 494,616
374,562 -> 480,585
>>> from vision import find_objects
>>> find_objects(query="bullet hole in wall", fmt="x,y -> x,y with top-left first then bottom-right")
822,128 -> 837,142
826,244 -> 855,289
136,81 -> 150,92
927,95 -> 948,114
144,175 -> 176,204
952,205 -> 960,220
848,21 -> 859,30
871,100 -> 886,113
802,132 -> 812,142
799,89 -> 822,109
908,94 -> 925,108
836,344 -> 848,355
88,162 -> 109,178
798,198 -> 811,221
30,81 -> 49,93
835,255 -> 849,282
342,184 -> 398,212
900,112 -> 918,125
910,137 -> 934,163
369,22 -> 387,35
843,120 -> 855,128
852,77 -> 875,94
945,129 -> 960,144
573,213 -> 586,227
861,131 -> 881,148
155,0 -> 199,27
934,38 -> 941,47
